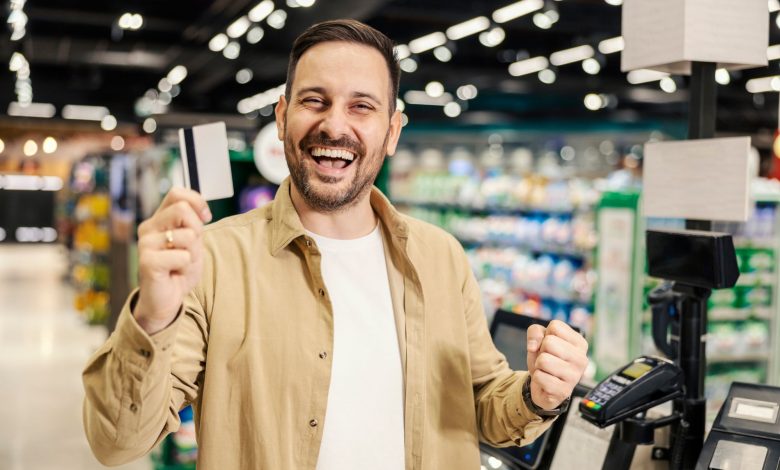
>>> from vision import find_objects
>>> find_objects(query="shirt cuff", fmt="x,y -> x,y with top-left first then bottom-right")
111,289 -> 184,367
505,373 -> 556,446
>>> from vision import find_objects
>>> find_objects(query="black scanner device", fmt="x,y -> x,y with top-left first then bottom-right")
580,355 -> 684,428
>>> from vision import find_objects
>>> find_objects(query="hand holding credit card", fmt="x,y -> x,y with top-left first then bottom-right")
178,121 -> 235,201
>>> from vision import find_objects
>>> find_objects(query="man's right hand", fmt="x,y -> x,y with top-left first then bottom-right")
134,187 -> 212,334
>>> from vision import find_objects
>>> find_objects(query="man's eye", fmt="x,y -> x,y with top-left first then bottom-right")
354,103 -> 374,111
303,98 -> 324,105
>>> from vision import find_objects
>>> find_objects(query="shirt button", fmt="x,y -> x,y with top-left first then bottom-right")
319,351 -> 328,359
309,419 -> 318,427
130,403 -> 138,413
318,288 -> 325,297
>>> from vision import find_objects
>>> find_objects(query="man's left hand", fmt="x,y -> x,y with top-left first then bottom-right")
526,320 -> 589,411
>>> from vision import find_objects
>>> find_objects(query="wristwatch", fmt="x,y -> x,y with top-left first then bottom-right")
522,375 -> 570,417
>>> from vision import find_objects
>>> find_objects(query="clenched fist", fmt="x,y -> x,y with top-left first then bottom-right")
134,187 -> 212,334
526,320 -> 589,411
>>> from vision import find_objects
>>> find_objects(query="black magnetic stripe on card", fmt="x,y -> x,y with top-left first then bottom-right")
183,127 -> 200,192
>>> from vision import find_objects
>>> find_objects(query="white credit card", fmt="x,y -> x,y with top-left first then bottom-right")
178,121 -> 234,201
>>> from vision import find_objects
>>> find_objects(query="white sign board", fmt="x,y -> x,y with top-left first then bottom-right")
253,121 -> 289,184
622,0 -> 768,74
643,137 -> 752,222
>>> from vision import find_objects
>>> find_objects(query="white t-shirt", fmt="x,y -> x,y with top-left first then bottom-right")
308,225 -> 405,470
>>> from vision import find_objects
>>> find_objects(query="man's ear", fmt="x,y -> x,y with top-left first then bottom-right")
385,109 -> 403,156
275,95 -> 287,141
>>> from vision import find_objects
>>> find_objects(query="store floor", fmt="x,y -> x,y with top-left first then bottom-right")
0,244 -> 151,470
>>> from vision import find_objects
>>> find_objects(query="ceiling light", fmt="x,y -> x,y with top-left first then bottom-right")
395,45 -> 411,60
409,32 -> 447,54
110,136 -> 125,151
400,57 -> 418,73
143,117 -> 157,133
768,44 -> 780,60
401,113 -> 409,127
158,92 -> 172,106
715,68 -> 731,85
605,0 -> 623,5
209,33 -> 229,52
550,45 -> 595,66
404,90 -> 454,105
598,36 -> 624,54
23,139 -> 37,156
236,68 -> 254,84
396,99 -> 405,112
584,93 -> 604,111
425,81 -> 445,98
545,10 -> 559,23
508,56 -> 549,76
538,68 -> 557,84
582,58 -> 601,75
627,69 -> 669,84
42,137 -> 57,154
493,0 -> 544,23
9,52 -> 26,72
249,0 -> 275,22
298,0 -> 316,6
446,16 -> 490,40
8,102 -> 56,118
456,84 -> 478,100
746,75 -> 780,93
227,16 -> 251,38
479,27 -> 506,47
771,0 -> 780,13
267,10 -> 287,29
533,12 -> 553,29
223,42 -> 241,59
237,83 -> 286,113
660,77 -> 677,93
130,13 -> 143,30
247,26 -> 265,44
167,65 -> 188,85
62,104 -> 108,121
118,12 -> 133,29
433,46 -> 452,62
101,115 -> 118,131
0,139 -> 5,154
158,77 -> 172,93
443,102 -> 462,117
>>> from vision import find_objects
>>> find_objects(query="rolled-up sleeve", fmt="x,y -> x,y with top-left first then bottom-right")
457,243 -> 554,447
82,289 -> 208,466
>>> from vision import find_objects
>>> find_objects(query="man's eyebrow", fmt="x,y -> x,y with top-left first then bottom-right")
353,91 -> 382,104
296,86 -> 327,96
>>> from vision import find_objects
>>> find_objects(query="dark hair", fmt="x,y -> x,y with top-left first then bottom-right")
285,19 -> 401,114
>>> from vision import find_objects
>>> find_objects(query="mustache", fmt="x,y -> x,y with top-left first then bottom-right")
298,132 -> 365,158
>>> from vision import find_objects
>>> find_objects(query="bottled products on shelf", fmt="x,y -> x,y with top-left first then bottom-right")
68,157 -> 112,325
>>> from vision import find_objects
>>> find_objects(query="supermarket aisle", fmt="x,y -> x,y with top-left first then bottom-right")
0,244 -> 151,470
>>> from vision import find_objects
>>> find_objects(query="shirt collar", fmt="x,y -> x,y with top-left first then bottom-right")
266,177 -> 409,256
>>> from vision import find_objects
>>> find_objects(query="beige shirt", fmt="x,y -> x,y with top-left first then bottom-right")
82,178 -> 552,470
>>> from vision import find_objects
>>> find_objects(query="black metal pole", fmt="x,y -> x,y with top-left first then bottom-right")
672,61 -> 717,468
685,61 -> 717,232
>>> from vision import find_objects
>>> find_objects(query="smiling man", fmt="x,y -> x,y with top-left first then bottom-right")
83,19 -> 588,470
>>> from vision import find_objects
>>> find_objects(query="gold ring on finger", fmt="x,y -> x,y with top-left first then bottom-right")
165,230 -> 175,249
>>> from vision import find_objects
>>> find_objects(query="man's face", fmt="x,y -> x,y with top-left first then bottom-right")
275,41 -> 402,213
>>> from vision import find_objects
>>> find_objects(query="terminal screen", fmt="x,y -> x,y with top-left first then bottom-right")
620,362 -> 652,380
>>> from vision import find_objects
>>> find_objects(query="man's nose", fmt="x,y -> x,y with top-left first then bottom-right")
317,105 -> 351,141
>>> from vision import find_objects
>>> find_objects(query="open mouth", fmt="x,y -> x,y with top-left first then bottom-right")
308,146 -> 357,170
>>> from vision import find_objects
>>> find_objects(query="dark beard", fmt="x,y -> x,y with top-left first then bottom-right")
284,130 -> 388,213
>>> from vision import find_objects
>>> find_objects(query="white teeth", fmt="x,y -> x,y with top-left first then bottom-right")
310,147 -> 354,161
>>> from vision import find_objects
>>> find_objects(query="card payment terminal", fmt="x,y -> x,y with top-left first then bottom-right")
580,355 -> 684,427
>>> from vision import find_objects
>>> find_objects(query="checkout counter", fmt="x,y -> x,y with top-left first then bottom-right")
483,229 -> 780,469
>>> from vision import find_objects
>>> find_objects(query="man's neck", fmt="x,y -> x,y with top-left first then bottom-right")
290,184 -> 378,239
